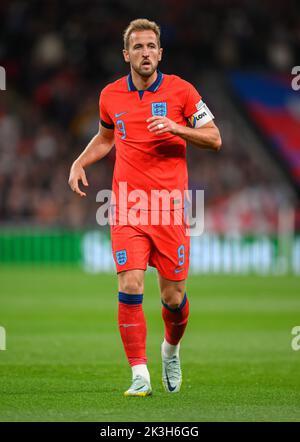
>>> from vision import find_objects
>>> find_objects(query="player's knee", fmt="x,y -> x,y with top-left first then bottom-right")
119,274 -> 144,294
161,287 -> 185,310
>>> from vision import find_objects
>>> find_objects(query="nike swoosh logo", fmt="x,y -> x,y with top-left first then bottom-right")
165,372 -> 176,392
115,111 -> 127,118
174,268 -> 184,274
135,384 -> 146,391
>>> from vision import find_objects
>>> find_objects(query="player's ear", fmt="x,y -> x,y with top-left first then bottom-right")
158,47 -> 163,62
123,49 -> 130,63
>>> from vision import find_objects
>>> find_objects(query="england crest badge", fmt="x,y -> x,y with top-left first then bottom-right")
151,102 -> 167,117
116,249 -> 127,265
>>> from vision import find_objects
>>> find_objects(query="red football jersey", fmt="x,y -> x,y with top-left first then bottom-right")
99,71 -> 201,213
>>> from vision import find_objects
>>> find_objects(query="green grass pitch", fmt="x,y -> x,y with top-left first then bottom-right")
0,266 -> 300,422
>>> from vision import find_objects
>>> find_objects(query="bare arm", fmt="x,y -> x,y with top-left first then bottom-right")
147,117 -> 222,151
68,123 -> 114,197
174,120 -> 221,151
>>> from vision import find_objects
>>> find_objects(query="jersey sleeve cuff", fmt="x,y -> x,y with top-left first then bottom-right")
101,119 -> 114,129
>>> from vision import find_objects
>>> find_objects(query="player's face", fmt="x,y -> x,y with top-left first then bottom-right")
123,30 -> 163,77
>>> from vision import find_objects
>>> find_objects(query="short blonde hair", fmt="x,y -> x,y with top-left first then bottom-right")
123,18 -> 161,50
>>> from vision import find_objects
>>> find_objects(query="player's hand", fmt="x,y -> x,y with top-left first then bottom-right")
68,161 -> 89,197
146,116 -> 179,135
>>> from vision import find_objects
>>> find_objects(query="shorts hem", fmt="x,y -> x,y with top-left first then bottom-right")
116,266 -> 147,274
156,270 -> 188,281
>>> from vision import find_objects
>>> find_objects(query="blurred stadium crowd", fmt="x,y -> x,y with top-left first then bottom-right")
0,0 -> 299,232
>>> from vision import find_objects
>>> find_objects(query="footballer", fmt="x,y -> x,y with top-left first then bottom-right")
68,19 -> 221,396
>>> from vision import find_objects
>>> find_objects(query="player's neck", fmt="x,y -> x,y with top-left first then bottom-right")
130,69 -> 158,91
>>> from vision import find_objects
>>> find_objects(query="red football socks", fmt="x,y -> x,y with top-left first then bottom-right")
118,292 -> 147,367
162,293 -> 189,345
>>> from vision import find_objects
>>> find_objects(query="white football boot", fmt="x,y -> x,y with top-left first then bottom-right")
124,375 -> 152,397
161,344 -> 182,393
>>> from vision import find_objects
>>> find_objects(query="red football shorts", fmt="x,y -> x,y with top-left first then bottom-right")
111,210 -> 190,281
